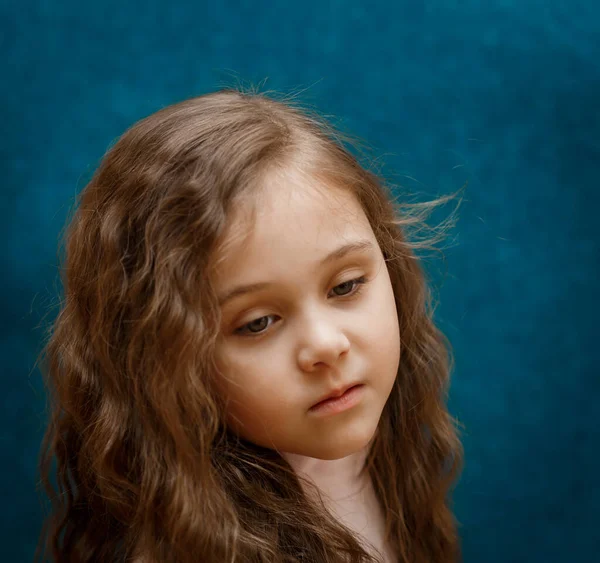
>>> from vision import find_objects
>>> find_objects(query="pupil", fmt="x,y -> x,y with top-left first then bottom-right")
249,317 -> 267,332
336,281 -> 352,295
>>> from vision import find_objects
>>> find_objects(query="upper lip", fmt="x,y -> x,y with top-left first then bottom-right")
311,382 -> 362,407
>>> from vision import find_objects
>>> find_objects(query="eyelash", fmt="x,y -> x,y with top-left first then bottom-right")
233,276 -> 369,339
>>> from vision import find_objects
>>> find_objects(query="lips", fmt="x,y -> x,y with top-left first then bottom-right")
311,383 -> 362,408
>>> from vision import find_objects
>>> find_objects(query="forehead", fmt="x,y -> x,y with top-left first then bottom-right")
212,168 -> 374,279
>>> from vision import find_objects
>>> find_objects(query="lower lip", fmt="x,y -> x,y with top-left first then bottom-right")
309,384 -> 365,416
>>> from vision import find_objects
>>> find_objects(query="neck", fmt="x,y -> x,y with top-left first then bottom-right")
281,444 -> 370,505
281,446 -> 395,561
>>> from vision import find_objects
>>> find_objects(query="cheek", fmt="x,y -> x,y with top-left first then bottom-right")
220,369 -> 295,443
368,273 -> 401,371
368,272 -> 400,335
216,369 -> 265,438
215,348 -> 284,412
213,347 -> 260,422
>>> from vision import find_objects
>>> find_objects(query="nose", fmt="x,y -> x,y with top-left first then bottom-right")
296,310 -> 351,371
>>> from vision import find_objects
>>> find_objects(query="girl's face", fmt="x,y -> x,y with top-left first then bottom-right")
213,171 -> 400,460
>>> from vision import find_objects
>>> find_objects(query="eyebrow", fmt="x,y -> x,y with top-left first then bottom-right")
218,239 -> 375,306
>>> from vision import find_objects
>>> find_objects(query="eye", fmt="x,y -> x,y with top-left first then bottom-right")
233,276 -> 369,338
331,278 -> 363,297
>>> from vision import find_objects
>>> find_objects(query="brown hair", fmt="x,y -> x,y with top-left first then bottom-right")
35,85 -> 465,562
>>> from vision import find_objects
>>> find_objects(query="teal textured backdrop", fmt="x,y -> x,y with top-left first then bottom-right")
2,1 -> 598,561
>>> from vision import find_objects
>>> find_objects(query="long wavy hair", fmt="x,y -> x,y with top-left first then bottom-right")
35,85 -> 465,562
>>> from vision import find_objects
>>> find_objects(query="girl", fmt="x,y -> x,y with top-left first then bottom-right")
36,87 -> 465,562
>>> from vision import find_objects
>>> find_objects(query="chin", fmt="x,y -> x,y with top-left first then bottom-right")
304,426 -> 378,460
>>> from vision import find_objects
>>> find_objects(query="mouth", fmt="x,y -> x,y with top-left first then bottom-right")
310,383 -> 363,409
308,384 -> 366,415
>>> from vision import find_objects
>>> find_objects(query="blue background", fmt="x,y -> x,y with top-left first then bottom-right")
2,1 -> 598,561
